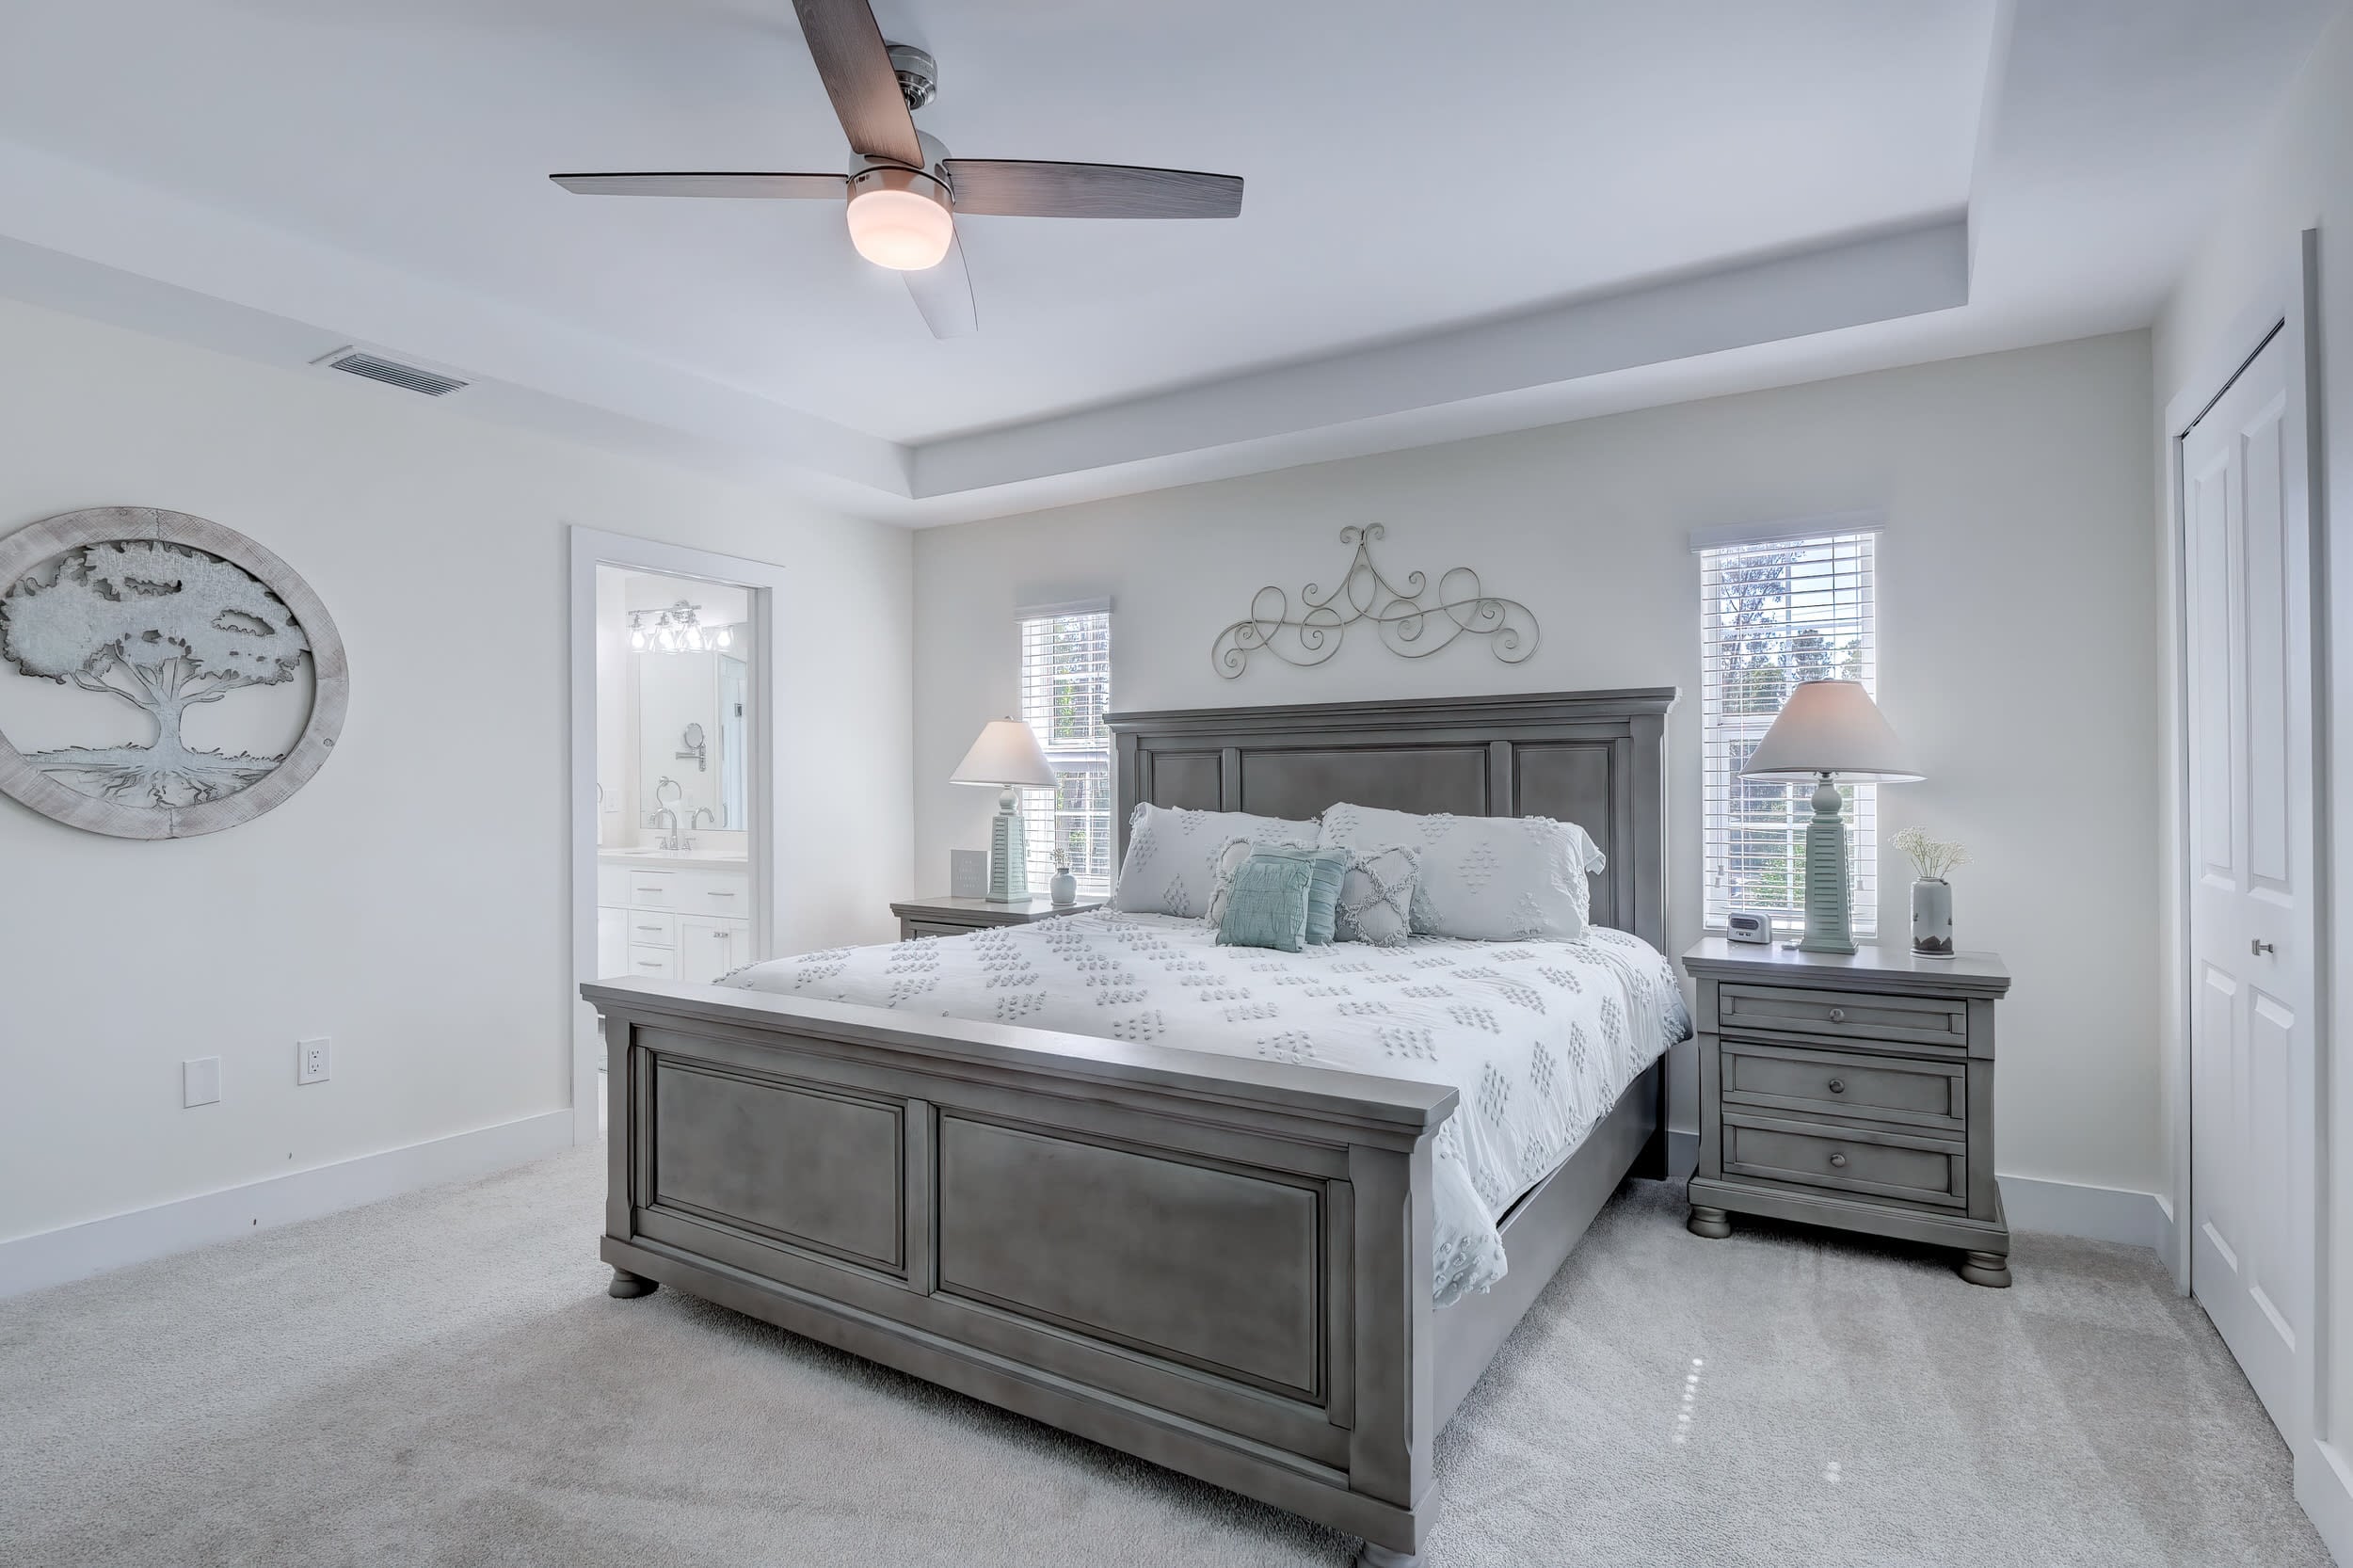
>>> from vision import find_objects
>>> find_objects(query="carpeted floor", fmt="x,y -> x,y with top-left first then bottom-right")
1,1145 -> 2329,1568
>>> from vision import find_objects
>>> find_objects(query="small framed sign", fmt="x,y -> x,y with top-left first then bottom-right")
950,849 -> 989,900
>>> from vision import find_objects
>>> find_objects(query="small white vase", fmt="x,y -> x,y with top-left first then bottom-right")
1911,878 -> 1954,957
1049,864 -> 1078,907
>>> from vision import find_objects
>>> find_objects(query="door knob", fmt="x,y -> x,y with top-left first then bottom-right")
2251,939 -> 2276,956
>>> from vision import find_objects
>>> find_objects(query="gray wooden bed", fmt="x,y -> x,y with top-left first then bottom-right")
582,688 -> 1675,1566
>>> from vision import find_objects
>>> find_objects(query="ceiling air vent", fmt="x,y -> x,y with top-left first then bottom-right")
319,348 -> 470,397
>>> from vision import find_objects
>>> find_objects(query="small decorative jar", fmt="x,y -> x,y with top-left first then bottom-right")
1048,861 -> 1078,908
1912,878 -> 1954,957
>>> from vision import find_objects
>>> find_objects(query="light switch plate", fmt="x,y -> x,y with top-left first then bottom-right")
297,1036 -> 330,1086
183,1057 -> 221,1108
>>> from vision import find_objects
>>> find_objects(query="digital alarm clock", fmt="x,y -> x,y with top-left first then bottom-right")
1724,909 -> 1775,945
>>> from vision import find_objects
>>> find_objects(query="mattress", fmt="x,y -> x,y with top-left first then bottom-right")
721,912 -> 1689,1305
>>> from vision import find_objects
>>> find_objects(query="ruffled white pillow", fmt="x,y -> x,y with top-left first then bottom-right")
1320,804 -> 1603,941
1334,844 -> 1419,948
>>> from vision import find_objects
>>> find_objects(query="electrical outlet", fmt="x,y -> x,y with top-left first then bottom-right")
184,1058 -> 221,1108
297,1036 -> 330,1086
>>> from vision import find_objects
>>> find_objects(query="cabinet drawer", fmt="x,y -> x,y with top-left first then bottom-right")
904,920 -> 972,940
624,871 -> 679,910
1721,1041 -> 1964,1134
675,874 -> 748,920
1719,984 -> 1966,1050
624,944 -> 677,980
619,911 -> 677,949
1722,1113 -> 1965,1208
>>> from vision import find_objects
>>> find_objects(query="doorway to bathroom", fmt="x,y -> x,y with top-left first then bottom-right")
568,528 -> 784,1143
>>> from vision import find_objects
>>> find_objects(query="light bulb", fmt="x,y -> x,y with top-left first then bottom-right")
630,627 -> 647,650
714,627 -> 733,648
845,172 -> 953,270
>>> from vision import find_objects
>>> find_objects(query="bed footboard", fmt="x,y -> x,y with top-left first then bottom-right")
584,977 -> 1458,1560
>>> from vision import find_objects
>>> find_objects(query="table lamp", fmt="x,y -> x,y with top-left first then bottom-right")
951,718 -> 1059,903
1739,680 -> 1923,954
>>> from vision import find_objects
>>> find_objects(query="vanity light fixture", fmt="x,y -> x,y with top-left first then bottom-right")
627,601 -> 736,655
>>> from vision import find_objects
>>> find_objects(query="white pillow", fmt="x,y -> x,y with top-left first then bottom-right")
1319,804 -> 1604,942
1112,805 -> 1318,918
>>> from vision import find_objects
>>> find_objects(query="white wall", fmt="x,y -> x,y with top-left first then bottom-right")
914,332 -> 2162,1200
2153,9 -> 2353,1552
0,296 -> 912,1252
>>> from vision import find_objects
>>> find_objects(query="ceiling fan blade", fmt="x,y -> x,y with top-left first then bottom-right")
902,231 -> 977,339
791,0 -> 924,168
942,160 -> 1243,219
551,172 -> 846,200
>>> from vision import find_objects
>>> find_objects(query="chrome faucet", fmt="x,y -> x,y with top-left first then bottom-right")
691,807 -> 716,831
651,807 -> 682,852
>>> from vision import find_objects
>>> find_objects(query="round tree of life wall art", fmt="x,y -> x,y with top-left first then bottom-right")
0,508 -> 347,839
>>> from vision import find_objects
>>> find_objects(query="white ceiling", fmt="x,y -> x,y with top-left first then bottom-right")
0,0 -> 2337,522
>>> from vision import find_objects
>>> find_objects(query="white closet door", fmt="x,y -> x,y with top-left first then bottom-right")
2182,325 -> 2316,1442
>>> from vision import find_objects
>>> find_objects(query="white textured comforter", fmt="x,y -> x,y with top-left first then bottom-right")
721,912 -> 1689,1304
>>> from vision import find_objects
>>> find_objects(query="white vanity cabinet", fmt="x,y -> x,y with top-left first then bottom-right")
596,858 -> 754,982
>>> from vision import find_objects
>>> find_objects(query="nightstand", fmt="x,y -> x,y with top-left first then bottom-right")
1682,938 -> 2016,1287
889,893 -> 1107,941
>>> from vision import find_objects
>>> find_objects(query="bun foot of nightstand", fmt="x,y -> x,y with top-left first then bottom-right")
1687,1205 -> 1733,1240
1355,1544 -> 1418,1567
608,1267 -> 659,1299
1958,1251 -> 2011,1288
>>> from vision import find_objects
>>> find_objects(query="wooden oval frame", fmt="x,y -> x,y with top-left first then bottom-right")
0,507 -> 348,840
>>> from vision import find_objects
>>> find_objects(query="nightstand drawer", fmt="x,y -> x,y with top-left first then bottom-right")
1721,1041 -> 1965,1134
904,920 -> 971,939
1722,1113 -> 1966,1208
1720,984 -> 1967,1050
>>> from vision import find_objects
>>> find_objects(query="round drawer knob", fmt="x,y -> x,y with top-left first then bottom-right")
1827,1078 -> 1846,1094
1828,1152 -> 1849,1169
1828,1007 -> 1848,1023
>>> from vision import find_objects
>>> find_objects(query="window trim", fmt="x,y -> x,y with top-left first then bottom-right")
1016,600 -> 1113,895
1695,523 -> 1881,938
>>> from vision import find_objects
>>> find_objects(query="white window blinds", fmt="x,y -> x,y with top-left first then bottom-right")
1698,530 -> 1879,936
1017,605 -> 1113,894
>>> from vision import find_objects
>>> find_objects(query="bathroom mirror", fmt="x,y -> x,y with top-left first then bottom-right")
634,646 -> 744,832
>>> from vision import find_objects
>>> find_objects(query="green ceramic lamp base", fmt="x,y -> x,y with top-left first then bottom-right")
1798,774 -> 1855,954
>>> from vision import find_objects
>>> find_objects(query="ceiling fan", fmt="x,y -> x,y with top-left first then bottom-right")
551,0 -> 1245,339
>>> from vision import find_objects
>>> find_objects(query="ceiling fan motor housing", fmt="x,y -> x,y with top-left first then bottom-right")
888,44 -> 937,113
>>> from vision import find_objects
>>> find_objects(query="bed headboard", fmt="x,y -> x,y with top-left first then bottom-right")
1107,689 -> 1676,951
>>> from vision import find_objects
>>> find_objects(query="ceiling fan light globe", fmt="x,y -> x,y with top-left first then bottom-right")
845,172 -> 954,270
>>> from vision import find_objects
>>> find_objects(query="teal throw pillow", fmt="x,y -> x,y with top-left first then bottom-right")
1215,850 -> 1317,953
1243,843 -> 1349,945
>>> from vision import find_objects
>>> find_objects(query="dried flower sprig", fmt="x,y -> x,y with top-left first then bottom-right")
1893,826 -> 1970,883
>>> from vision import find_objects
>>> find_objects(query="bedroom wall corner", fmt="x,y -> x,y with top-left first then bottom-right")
2152,10 -> 2353,1555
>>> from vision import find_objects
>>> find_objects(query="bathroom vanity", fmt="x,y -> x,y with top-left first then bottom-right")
595,851 -> 753,984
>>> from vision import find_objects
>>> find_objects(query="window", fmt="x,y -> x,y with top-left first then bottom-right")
1698,527 -> 1878,936
1017,603 -> 1113,893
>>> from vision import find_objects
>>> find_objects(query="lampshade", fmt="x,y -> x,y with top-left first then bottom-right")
950,718 -> 1057,789
1740,680 -> 1924,782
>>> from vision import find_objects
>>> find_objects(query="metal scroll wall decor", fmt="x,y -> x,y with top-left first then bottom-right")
0,507 -> 348,839
1210,524 -> 1540,679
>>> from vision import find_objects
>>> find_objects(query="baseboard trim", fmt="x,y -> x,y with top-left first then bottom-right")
1996,1174 -> 2171,1252
2299,1437 -> 2353,1567
0,1110 -> 573,1299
